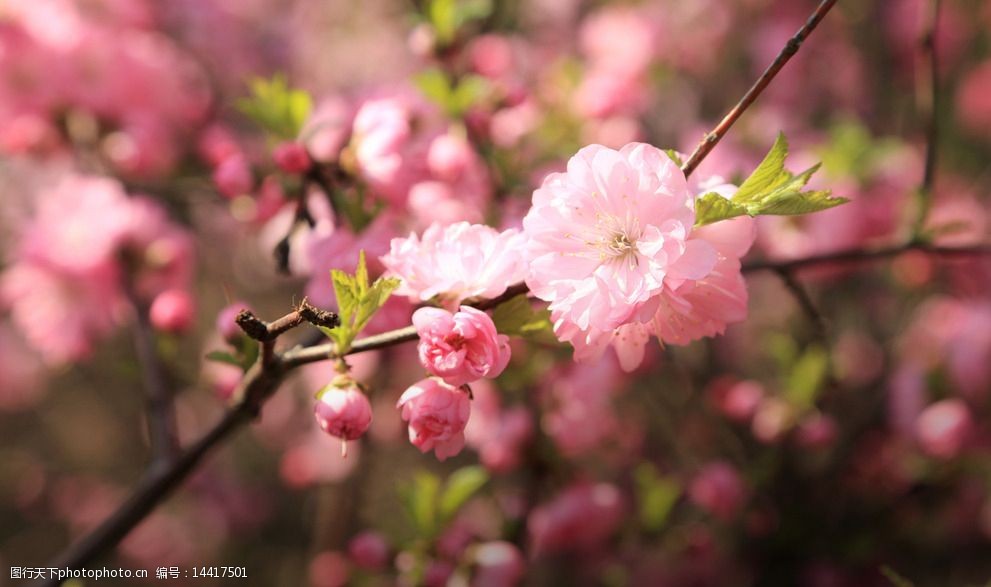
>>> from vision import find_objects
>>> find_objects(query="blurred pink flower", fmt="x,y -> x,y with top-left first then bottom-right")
465,381 -> 533,473
689,461 -> 748,522
213,154 -> 254,199
915,399 -> 972,459
528,482 -> 624,555
149,289 -> 196,334
472,541 -> 525,587
413,306 -> 511,386
957,60 -> 991,136
542,358 -> 626,456
382,222 -> 527,308
347,531 -> 389,570
272,141 -> 312,174
397,377 -> 471,461
349,94 -> 429,204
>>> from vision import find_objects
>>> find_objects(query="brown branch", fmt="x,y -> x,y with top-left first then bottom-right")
124,289 -> 179,467
774,268 -> 828,344
913,0 -> 942,233
680,0 -> 839,177
741,242 -> 991,273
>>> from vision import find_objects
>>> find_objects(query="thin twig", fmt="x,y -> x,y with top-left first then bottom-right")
740,243 -> 991,273
680,0 -> 839,177
125,290 -> 179,466
913,0 -> 942,233
774,268 -> 828,345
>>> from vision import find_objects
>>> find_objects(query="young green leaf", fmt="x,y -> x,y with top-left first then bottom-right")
694,133 -> 848,227
204,350 -> 242,368
439,466 -> 489,524
694,192 -> 749,226
634,464 -> 681,533
324,251 -> 400,354
403,471 -> 441,538
236,75 -> 312,139
786,345 -> 829,411
491,295 -> 554,340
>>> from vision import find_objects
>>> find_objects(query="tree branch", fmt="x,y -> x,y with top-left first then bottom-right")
913,0 -> 942,233
680,0 -> 838,177
740,242 -> 991,273
125,290 -> 179,467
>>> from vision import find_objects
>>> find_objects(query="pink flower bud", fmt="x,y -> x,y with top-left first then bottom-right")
412,306 -> 511,387
213,154 -> 253,199
149,289 -> 195,334
708,378 -> 763,423
472,541 -> 525,587
216,302 -> 248,344
915,399 -> 972,459
347,531 -> 389,570
688,461 -> 747,522
397,378 -> 471,461
315,382 -> 373,457
273,141 -> 312,174
795,414 -> 838,450
427,133 -> 472,181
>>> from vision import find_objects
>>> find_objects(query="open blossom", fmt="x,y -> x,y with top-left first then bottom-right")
397,378 -> 471,461
522,143 -> 754,370
413,306 -> 511,386
382,222 -> 527,308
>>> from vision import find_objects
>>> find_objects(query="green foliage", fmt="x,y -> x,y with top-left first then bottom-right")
438,466 -> 489,524
694,133 -> 848,227
414,68 -> 491,118
785,344 -> 829,411
401,466 -> 489,540
426,0 -> 493,46
321,251 -> 401,354
664,149 -> 685,167
634,464 -> 681,532
491,295 -> 554,341
205,334 -> 259,373
236,75 -> 312,139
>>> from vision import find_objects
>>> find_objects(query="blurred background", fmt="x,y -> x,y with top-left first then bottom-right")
1,0 -> 990,585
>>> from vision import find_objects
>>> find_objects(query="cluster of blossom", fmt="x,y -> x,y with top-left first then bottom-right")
1,173 -> 195,364
0,0 -> 210,177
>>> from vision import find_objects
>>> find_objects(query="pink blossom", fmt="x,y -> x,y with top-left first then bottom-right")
708,378 -> 765,423
527,482 -> 625,555
689,461 -> 748,522
314,382 -> 373,456
349,95 -> 427,204
301,96 -> 353,164
472,541 -> 525,587
915,399 -> 972,459
347,531 -> 389,570
523,143 -> 753,370
413,306 -> 511,386
957,60 -> 991,136
397,378 -> 471,461
213,154 -> 253,199
148,289 -> 196,334
382,222 -> 527,308
427,133 -> 473,182
272,141 -> 312,174
465,381 -> 533,472
216,302 -> 248,345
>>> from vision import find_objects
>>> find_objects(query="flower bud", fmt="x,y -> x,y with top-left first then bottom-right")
412,306 -> 511,387
915,399 -> 972,459
315,382 -> 373,457
397,378 -> 471,461
427,133 -> 472,181
347,531 -> 389,570
471,541 -> 525,587
688,461 -> 747,522
273,141 -> 312,174
149,289 -> 195,334
213,154 -> 253,199
216,302 -> 248,345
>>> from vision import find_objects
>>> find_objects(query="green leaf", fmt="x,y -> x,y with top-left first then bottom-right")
404,471 -> 441,538
415,68 -> 452,106
325,251 -> 399,353
634,464 -> 681,532
786,345 -> 829,411
664,149 -> 684,167
427,0 -> 492,45
491,295 -> 553,340
205,350 -> 242,367
449,75 -> 490,116
236,75 -> 312,139
734,133 -> 792,204
696,133 -> 849,227
439,466 -> 489,523
694,192 -> 749,226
